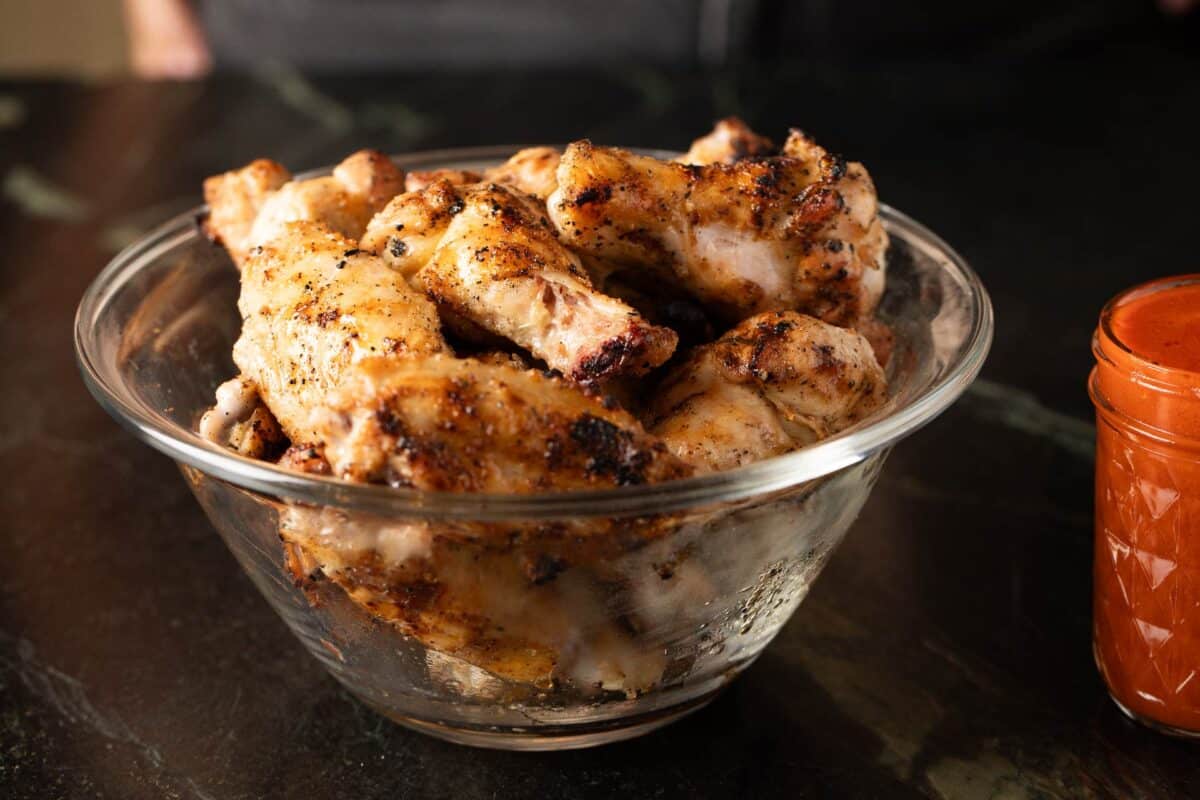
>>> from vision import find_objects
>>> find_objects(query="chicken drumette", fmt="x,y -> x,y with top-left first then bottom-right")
361,181 -> 677,382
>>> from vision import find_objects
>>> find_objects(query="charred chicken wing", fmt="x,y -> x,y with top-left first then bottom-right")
649,311 -> 887,472
548,136 -> 887,328
363,181 -> 677,382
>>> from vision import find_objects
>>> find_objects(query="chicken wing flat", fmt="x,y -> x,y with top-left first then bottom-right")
311,354 -> 693,490
678,116 -> 776,165
233,221 -> 449,442
648,311 -> 887,472
363,181 -> 677,382
548,136 -> 887,328
204,149 -> 404,267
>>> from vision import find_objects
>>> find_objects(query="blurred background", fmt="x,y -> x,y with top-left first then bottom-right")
1,0 -> 1195,78
2,3 -> 1200,798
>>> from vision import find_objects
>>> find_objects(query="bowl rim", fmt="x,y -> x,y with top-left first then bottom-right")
74,145 -> 993,520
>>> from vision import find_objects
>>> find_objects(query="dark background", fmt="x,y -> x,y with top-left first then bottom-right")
1,5 -> 1199,798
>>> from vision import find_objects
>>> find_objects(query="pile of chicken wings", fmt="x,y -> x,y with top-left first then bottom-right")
199,119 -> 890,488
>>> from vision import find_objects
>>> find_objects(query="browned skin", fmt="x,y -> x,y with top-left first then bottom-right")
649,311 -> 887,472
404,168 -> 482,193
549,134 -> 887,329
312,354 -> 693,491
233,221 -> 449,442
483,146 -> 561,199
331,149 -> 406,209
679,116 -> 777,165
277,442 -> 331,475
363,181 -> 677,382
202,150 -> 405,268
202,158 -> 291,266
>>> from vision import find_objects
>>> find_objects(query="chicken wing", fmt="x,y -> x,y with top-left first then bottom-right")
311,354 -> 692,490
202,158 -> 291,266
197,375 -> 287,459
548,136 -> 888,328
204,149 -> 404,267
404,168 -> 482,192
678,116 -> 776,165
648,311 -> 887,472
363,181 -> 677,382
482,146 -> 561,200
233,221 -> 449,442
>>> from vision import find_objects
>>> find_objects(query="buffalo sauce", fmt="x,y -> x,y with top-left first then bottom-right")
1090,275 -> 1200,735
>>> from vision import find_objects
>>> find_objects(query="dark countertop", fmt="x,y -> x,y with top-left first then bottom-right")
2,42 -> 1199,798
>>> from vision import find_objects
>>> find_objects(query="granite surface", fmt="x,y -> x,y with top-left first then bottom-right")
2,40 -> 1199,798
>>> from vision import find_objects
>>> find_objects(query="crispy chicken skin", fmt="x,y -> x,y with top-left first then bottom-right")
311,354 -> 693,490
359,177 -> 463,280
679,117 -> 776,165
233,221 -> 449,442
482,146 -> 561,200
363,181 -> 677,382
548,136 -> 888,328
203,149 -> 404,267
404,168 -> 482,193
202,158 -> 291,266
649,311 -> 887,472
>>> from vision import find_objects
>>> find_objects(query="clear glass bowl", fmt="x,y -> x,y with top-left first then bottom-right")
74,147 -> 993,750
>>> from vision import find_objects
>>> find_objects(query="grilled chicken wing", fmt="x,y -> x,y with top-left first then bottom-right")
233,221 -> 449,442
548,135 -> 887,328
312,354 -> 692,489
404,168 -> 482,192
679,116 -> 776,165
197,376 -> 287,459
202,158 -> 291,266
648,311 -> 887,472
482,146 -> 561,200
362,181 -> 677,382
203,149 -> 404,267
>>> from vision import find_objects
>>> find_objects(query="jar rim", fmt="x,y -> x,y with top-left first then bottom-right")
1098,274 -> 1200,383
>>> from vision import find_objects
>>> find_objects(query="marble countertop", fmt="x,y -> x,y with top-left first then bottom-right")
2,42 -> 1198,798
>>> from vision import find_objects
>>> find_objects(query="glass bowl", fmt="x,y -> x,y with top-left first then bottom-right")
74,147 -> 993,750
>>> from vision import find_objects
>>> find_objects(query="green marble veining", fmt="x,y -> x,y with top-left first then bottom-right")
2,165 -> 88,221
964,379 -> 1095,460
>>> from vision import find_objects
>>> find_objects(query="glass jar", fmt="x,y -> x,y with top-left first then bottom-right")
1090,274 -> 1200,737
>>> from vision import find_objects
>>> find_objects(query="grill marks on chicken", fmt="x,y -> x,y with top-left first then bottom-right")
649,311 -> 887,472
548,135 -> 887,329
312,355 -> 693,491
233,221 -> 449,442
203,149 -> 404,268
364,181 -> 677,382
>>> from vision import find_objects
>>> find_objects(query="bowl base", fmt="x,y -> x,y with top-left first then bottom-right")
362,693 -> 717,751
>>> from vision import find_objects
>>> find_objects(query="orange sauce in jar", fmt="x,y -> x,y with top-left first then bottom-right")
1090,275 -> 1200,735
